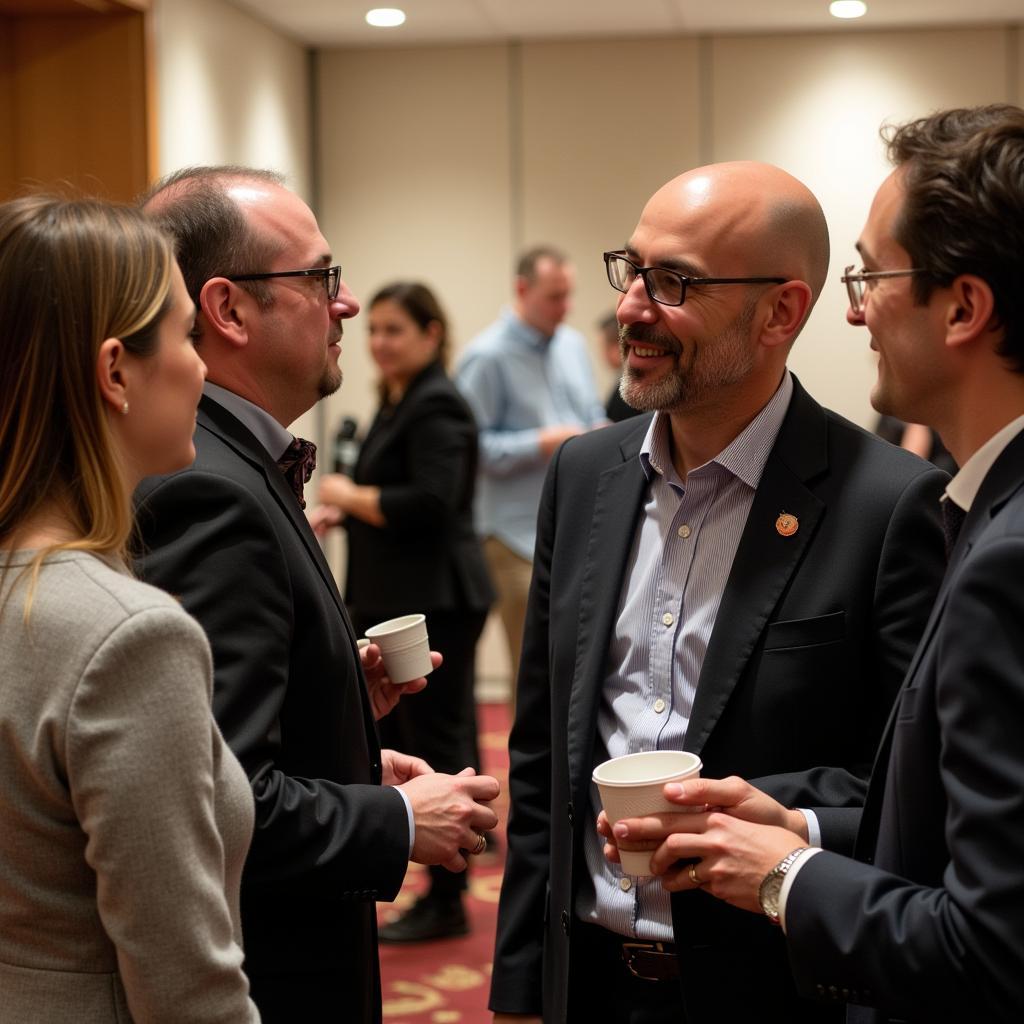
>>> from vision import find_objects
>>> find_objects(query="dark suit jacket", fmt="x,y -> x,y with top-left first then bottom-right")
345,361 -> 493,619
786,429 -> 1024,1024
490,377 -> 948,1024
134,396 -> 409,1023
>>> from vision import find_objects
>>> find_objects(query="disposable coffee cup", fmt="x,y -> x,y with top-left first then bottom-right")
363,613 -> 433,684
592,750 -> 702,877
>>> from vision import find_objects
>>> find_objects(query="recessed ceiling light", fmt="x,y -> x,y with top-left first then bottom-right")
366,8 -> 406,28
830,1 -> 867,18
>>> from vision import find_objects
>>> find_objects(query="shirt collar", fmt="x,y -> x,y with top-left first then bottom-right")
203,381 -> 295,461
501,306 -> 553,348
944,412 -> 1024,512
639,371 -> 794,490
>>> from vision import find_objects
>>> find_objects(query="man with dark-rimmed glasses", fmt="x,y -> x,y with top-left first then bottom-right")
491,160 -> 946,1024
132,166 -> 500,1023
612,104 -> 1024,1024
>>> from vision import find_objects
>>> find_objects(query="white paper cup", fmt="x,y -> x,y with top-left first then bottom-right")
592,750 -> 702,877
363,613 -> 433,684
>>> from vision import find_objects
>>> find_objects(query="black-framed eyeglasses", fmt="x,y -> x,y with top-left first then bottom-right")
228,265 -> 341,301
604,251 -> 786,307
841,265 -> 924,316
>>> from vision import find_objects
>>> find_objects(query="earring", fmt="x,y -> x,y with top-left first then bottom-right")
121,401 -> 129,415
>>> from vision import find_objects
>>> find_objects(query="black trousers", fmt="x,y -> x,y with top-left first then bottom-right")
568,921 -> 689,1024
247,967 -> 379,1023
363,605 -> 488,899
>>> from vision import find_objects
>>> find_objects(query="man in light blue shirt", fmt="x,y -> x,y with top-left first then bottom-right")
455,247 -> 605,688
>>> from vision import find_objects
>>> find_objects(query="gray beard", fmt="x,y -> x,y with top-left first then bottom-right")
618,303 -> 756,413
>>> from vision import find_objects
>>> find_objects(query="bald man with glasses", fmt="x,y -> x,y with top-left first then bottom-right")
490,161 -> 946,1024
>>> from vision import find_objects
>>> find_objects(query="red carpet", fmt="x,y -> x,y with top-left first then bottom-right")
377,702 -> 510,1023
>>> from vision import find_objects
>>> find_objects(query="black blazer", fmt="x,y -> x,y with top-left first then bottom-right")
345,361 -> 493,620
490,377 -> 948,1024
135,396 -> 409,1023
786,429 -> 1024,1024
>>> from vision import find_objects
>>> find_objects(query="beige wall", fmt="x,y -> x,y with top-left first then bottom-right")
710,26 -> 1011,423
151,0 -> 315,433
314,24 -> 1020,685
317,25 -> 1019,438
152,0 -> 311,197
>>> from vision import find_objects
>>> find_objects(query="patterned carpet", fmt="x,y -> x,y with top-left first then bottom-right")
377,702 -> 511,1024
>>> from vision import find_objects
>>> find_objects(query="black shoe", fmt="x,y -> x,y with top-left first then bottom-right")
379,896 -> 469,944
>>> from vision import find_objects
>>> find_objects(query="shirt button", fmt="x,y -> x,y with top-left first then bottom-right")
662,612 -> 674,626
653,698 -> 666,713
678,524 -> 691,538
619,877 -> 632,892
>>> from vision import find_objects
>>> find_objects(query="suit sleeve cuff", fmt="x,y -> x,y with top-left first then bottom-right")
779,847 -> 824,933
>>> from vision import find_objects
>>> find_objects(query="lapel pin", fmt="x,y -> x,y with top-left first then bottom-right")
775,512 -> 799,537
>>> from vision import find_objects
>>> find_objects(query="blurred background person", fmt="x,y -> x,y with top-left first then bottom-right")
875,414 -> 958,475
313,281 -> 494,943
455,246 -> 605,700
597,310 -> 642,423
0,195 -> 258,1022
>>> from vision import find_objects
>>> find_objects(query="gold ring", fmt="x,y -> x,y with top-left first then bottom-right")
688,862 -> 702,886
472,833 -> 487,856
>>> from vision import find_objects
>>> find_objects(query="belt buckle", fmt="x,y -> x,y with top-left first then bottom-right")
621,941 -> 675,982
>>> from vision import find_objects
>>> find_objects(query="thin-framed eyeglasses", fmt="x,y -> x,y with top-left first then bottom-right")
841,265 -> 924,316
228,265 -> 341,301
604,251 -> 786,307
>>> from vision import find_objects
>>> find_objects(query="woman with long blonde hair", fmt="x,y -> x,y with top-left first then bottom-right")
0,195 -> 259,1022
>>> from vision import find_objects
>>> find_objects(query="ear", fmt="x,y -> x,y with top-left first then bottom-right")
944,274 -> 997,351
514,275 -> 529,302
96,337 -> 129,413
425,318 -> 444,348
758,280 -> 813,350
199,277 -> 252,349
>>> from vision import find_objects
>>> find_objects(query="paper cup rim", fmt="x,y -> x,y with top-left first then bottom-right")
592,750 -> 702,787
365,613 -> 426,638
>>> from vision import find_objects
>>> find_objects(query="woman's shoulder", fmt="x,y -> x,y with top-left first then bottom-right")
27,550 -> 201,640
405,366 -> 474,419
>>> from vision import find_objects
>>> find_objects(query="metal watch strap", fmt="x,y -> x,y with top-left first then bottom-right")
758,846 -> 811,924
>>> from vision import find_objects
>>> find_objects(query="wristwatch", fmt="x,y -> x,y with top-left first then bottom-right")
758,847 -> 810,925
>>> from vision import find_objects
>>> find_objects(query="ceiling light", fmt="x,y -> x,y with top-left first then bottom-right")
366,8 -> 406,28
829,1 -> 867,18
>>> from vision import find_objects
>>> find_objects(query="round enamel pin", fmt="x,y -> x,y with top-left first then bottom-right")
775,512 -> 799,537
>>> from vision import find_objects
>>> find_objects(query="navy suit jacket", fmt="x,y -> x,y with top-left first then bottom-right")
786,428 -> 1024,1024
490,377 -> 947,1023
135,396 -> 409,1023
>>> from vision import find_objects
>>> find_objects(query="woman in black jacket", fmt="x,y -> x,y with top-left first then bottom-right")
317,282 -> 494,942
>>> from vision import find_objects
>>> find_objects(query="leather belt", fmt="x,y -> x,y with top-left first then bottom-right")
621,940 -> 680,982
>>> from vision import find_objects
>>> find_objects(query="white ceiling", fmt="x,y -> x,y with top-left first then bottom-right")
229,0 -> 1024,48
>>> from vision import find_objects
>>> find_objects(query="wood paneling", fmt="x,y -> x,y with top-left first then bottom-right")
0,1 -> 148,14
0,17 -> 13,191
0,9 -> 150,200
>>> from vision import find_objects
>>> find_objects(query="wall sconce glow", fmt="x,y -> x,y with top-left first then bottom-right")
366,8 -> 406,28
829,1 -> 867,17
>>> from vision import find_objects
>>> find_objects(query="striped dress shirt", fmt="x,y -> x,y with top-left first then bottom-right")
578,372 -> 793,941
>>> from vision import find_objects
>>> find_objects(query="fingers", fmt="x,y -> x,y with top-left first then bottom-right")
660,862 -> 703,892
662,775 -> 747,808
460,769 -> 501,802
441,851 -> 468,873
429,650 -> 443,669
611,810 -> 709,845
602,839 -> 621,864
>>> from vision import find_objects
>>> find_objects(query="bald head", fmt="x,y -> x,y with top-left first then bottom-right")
642,161 -> 829,319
